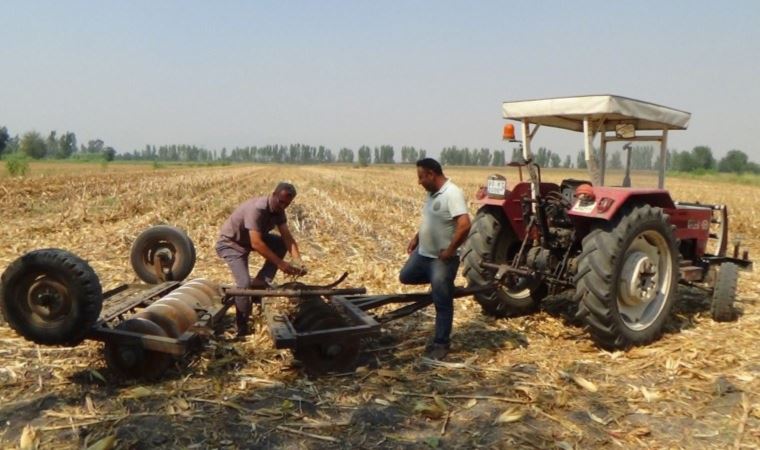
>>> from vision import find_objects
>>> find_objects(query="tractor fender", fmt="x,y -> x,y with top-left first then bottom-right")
568,187 -> 675,222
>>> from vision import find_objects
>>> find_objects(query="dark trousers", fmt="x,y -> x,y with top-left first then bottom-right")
216,234 -> 287,332
399,249 -> 460,345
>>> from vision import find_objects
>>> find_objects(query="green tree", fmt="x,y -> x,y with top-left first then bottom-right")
86,139 -> 105,154
609,151 -> 623,169
378,145 -> 394,163
563,155 -> 572,168
45,131 -> 59,158
672,150 -> 696,171
549,153 -> 561,168
0,126 -> 9,156
477,148 -> 492,166
20,131 -> 47,159
58,132 -> 77,158
691,145 -> 715,170
534,147 -> 553,167
631,145 -> 654,170
511,148 -> 522,163
576,150 -> 588,169
718,149 -> 749,173
492,150 -> 505,166
357,145 -> 371,166
338,147 -> 354,163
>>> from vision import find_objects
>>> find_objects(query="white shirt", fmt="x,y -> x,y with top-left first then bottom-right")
418,179 -> 469,258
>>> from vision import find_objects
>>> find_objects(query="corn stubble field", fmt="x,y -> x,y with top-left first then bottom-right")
1,163 -> 759,449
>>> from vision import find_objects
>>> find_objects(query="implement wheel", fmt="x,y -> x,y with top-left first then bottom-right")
130,225 -> 196,284
711,262 -> 738,322
292,305 -> 359,376
0,249 -> 102,346
104,318 -> 173,380
575,205 -> 679,349
460,206 -> 546,317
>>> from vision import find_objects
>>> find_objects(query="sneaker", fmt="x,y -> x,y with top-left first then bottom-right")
424,343 -> 450,360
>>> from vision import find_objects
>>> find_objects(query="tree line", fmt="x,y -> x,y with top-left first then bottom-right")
0,126 -> 757,174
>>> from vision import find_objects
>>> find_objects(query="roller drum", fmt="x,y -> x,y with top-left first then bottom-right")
183,280 -> 219,303
104,317 -> 172,379
136,304 -> 182,338
147,301 -> 193,333
190,278 -> 220,292
167,291 -> 206,310
172,286 -> 213,307
153,298 -> 198,329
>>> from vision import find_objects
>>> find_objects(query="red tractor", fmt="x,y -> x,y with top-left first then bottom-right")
460,95 -> 752,349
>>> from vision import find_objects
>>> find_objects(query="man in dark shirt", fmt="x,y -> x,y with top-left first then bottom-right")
216,182 -> 305,337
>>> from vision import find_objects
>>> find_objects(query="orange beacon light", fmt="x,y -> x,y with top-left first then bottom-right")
503,123 -> 515,141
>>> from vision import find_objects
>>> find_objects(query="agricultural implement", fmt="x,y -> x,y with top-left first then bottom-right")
461,94 -> 753,348
0,225 -> 493,378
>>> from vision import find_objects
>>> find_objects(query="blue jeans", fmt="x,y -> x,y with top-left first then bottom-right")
399,249 -> 460,345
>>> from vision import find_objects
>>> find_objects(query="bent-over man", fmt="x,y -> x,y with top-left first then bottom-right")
216,182 -> 305,338
400,158 -> 471,360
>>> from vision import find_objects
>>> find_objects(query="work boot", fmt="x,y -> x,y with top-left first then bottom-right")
424,342 -> 450,360
235,321 -> 250,340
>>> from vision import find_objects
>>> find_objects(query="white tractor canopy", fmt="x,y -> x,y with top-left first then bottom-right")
501,95 -> 691,189
501,94 -> 691,132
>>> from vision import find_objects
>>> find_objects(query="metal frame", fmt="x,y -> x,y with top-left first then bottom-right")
517,116 -> 670,189
88,281 -> 230,356
262,285 -> 494,351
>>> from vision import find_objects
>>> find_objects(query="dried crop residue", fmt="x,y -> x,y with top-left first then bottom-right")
1,165 -> 758,449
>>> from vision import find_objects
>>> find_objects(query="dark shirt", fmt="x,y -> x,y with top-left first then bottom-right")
219,196 -> 286,252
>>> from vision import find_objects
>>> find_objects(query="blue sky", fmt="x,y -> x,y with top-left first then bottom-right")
2,1 -> 759,159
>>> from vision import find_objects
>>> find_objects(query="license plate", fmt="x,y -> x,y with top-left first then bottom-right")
572,200 -> 596,213
487,179 -> 506,196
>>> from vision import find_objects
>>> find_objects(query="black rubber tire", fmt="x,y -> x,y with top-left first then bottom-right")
711,262 -> 738,322
460,205 -> 546,317
575,205 -> 679,349
130,225 -> 196,284
0,249 -> 103,346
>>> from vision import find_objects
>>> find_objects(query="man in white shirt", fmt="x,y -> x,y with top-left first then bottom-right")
400,158 -> 471,360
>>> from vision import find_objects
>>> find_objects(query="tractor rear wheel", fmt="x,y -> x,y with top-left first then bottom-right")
575,205 -> 679,349
0,249 -> 103,346
460,206 -> 546,317
711,262 -> 738,322
130,225 -> 196,284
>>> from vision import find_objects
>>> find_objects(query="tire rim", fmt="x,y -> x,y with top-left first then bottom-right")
498,276 -> 532,299
617,230 -> 673,330
26,276 -> 72,322
497,256 -> 532,299
143,241 -> 177,276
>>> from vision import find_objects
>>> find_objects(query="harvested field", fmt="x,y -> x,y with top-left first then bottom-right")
1,164 -> 759,449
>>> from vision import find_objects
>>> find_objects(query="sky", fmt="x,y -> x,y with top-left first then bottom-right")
2,0 -> 759,159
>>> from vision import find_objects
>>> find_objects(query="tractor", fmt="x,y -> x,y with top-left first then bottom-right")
460,94 -> 752,349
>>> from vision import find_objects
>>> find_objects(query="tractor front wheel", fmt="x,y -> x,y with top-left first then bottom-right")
460,206 -> 546,317
575,205 -> 679,349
